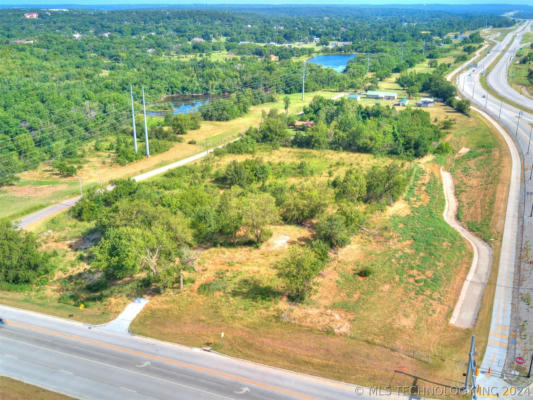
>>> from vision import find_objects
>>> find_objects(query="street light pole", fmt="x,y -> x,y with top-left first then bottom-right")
515,111 -> 523,137
498,100 -> 503,120
527,124 -> 533,154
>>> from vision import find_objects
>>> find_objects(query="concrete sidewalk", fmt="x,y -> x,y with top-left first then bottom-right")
441,169 -> 493,329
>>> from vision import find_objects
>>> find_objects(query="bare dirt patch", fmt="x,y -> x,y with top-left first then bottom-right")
385,199 -> 411,217
266,234 -> 290,250
6,184 -> 68,197
282,307 -> 353,335
456,147 -> 471,157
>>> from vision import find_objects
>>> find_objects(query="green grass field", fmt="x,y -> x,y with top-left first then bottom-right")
0,377 -> 73,400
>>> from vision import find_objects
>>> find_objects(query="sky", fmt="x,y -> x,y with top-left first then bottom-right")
1,0 -> 532,5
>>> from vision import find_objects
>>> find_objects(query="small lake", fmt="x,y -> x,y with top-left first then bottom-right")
148,94 -> 212,117
308,54 -> 356,73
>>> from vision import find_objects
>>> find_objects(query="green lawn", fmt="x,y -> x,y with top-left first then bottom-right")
0,377 -> 73,400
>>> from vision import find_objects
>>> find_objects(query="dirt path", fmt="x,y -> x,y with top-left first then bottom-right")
441,168 -> 493,329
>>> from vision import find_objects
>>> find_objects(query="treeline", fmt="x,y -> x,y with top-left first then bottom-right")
200,89 -> 277,121
292,97 -> 445,158
0,8 -> 511,46
0,7 -> 506,185
396,72 -> 471,114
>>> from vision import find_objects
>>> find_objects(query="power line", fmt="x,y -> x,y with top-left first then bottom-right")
0,114 -> 132,176
0,110 -> 131,164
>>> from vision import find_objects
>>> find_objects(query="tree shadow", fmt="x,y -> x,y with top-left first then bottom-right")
393,370 -> 463,391
231,278 -> 281,302
68,228 -> 102,251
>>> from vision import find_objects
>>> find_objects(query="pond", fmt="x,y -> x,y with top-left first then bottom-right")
308,54 -> 356,73
148,94 -> 212,117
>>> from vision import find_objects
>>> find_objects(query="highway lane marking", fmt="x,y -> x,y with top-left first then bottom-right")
136,361 -> 151,368
7,321 -> 319,400
59,369 -> 73,375
0,335 -> 235,400
488,331 -> 508,340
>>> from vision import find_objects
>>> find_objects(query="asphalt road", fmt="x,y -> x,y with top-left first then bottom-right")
456,21 -> 532,393
486,21 -> 532,111
0,305 -> 406,400
16,145 -> 220,229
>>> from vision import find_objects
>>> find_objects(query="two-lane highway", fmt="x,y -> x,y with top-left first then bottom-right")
0,305 -> 403,400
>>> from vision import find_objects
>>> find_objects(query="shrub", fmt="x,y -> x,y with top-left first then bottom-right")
315,213 -> 351,248
276,246 -> 324,301
281,183 -> 329,224
333,169 -> 367,202
365,164 -> 409,204
53,160 -> 77,177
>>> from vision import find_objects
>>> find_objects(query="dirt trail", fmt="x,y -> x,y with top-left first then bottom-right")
441,168 -> 493,329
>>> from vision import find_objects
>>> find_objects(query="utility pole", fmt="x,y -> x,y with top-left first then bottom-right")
302,61 -> 306,101
527,124 -> 533,154
142,86 -> 150,157
130,85 -> 138,153
464,335 -> 478,400
516,111 -> 523,137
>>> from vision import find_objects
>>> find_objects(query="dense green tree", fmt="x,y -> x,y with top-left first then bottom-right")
240,192 -> 280,245
314,213 -> 351,248
275,246 -> 324,301
365,164 -> 409,204
0,220 -> 55,285
92,227 -> 153,279
333,169 -> 367,202
281,183 -> 329,224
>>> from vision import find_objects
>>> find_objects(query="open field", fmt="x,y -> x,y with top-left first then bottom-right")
129,105 -> 509,393
1,90 -> 343,222
0,377 -> 73,400
0,101 -> 510,394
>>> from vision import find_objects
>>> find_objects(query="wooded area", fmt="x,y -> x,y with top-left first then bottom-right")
0,8 -> 511,185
